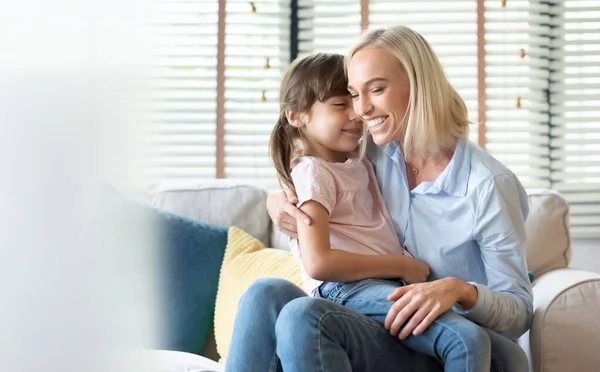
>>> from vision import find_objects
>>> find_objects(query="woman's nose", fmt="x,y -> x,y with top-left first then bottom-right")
354,97 -> 372,117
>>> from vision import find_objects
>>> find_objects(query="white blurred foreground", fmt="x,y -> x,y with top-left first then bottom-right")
0,1 -> 163,371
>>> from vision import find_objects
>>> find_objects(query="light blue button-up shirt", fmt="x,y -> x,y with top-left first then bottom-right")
366,137 -> 533,340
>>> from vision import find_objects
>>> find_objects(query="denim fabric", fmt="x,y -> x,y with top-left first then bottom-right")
317,279 -> 490,372
225,279 -> 529,372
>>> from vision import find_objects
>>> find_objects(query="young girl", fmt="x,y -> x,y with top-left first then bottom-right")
268,52 -> 491,372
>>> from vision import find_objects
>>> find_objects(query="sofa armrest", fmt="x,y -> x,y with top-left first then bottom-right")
518,268 -> 600,372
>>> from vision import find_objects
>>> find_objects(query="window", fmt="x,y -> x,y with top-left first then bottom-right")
549,0 -> 600,236
484,0 -> 553,189
224,0 -> 290,189
150,0 -> 600,235
485,0 -> 600,235
148,0 -> 219,182
149,0 -> 289,190
298,0 -> 361,55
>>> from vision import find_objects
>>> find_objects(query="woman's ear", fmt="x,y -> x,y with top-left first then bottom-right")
285,109 -> 303,128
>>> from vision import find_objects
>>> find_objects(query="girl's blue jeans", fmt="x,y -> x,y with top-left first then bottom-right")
225,278 -> 529,372
316,278 -> 488,372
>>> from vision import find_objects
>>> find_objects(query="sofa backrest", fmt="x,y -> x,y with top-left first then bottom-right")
142,182 -> 572,279
524,189 -> 571,278
148,180 -> 273,248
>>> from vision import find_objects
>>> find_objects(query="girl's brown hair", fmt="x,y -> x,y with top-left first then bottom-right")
269,53 -> 350,189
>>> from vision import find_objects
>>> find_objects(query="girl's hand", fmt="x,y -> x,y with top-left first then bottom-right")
266,187 -> 311,238
384,278 -> 469,339
400,258 -> 430,284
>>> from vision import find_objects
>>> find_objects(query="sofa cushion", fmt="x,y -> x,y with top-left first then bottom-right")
106,188 -> 228,356
214,227 -> 302,363
524,190 -> 571,278
155,208 -> 228,355
150,180 -> 271,247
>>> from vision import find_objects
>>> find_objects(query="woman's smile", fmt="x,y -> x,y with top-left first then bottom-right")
366,116 -> 389,135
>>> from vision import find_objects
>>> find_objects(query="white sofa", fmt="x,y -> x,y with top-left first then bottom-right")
143,181 -> 600,372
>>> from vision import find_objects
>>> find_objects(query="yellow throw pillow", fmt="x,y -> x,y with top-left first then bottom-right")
214,227 -> 302,363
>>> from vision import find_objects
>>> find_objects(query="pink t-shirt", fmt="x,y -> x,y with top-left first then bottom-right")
289,156 -> 410,296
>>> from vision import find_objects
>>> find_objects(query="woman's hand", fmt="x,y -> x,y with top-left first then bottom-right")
400,258 -> 430,284
384,277 -> 476,340
266,188 -> 311,238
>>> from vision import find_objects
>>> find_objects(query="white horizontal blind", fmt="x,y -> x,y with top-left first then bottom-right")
484,0 -> 552,189
224,0 -> 290,189
147,0 -> 219,183
298,0 -> 362,55
369,0 -> 480,145
550,0 -> 600,236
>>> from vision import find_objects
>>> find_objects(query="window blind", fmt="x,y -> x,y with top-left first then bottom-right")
483,0 -> 553,190
297,0 -> 362,55
549,0 -> 600,236
147,0 -> 219,183
224,0 -> 290,190
147,1 -> 599,235
369,0 -> 480,145
148,0 -> 289,189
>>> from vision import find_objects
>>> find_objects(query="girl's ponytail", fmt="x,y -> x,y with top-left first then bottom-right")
269,114 -> 297,189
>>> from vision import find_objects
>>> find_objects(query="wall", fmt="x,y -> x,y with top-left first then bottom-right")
570,238 -> 600,273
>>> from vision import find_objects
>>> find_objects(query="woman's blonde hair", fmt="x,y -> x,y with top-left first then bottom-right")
347,26 -> 469,161
269,53 -> 366,189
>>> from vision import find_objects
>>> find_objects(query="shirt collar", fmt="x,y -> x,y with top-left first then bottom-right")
434,138 -> 470,197
383,138 -> 470,197
383,141 -> 403,161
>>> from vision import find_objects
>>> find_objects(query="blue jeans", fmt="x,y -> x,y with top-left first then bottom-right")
316,279 -> 488,372
225,278 -> 529,372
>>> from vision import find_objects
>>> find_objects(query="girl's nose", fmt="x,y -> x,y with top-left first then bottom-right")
348,107 -> 359,121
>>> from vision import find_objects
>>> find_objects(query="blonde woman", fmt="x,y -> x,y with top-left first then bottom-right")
226,26 -> 532,372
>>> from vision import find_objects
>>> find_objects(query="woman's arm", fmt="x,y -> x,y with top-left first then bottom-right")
297,200 -> 429,283
266,189 -> 310,238
452,173 -> 533,339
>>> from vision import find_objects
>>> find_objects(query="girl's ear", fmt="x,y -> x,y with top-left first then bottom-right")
285,109 -> 303,128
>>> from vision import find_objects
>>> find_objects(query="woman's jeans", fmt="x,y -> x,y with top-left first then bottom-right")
225,278 -> 529,372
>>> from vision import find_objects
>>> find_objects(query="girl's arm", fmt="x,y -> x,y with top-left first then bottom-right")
297,200 -> 429,283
